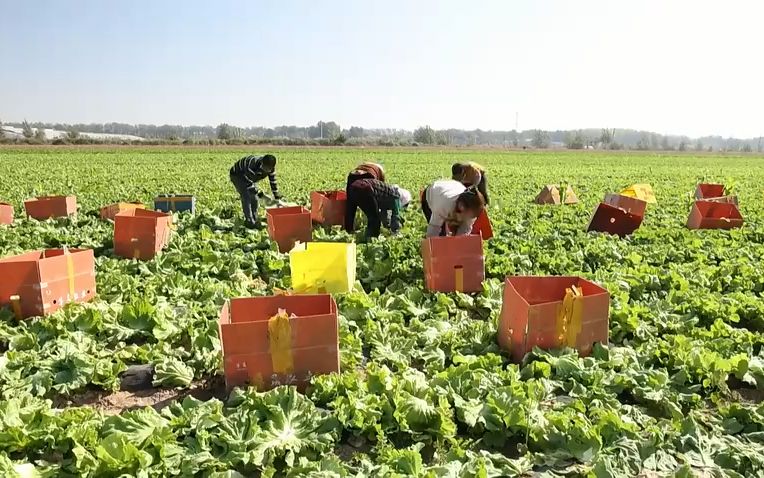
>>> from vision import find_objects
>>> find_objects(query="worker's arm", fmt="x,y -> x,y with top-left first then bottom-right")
268,172 -> 281,199
426,213 -> 445,237
454,217 -> 477,236
477,173 -> 489,205
389,199 -> 402,233
344,194 -> 358,233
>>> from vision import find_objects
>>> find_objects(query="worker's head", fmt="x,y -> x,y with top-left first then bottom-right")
359,162 -> 385,181
261,154 -> 277,173
453,163 -> 481,187
451,162 -> 466,179
453,188 -> 485,222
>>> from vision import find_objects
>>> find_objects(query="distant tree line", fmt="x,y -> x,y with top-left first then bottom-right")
1,118 -> 762,152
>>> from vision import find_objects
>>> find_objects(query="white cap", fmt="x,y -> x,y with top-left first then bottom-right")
393,185 -> 412,207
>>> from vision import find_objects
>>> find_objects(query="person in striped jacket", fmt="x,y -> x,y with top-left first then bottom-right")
229,154 -> 282,228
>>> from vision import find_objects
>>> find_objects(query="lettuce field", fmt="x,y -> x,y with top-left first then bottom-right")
1,147 -> 764,477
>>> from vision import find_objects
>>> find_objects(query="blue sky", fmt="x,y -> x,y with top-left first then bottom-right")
1,0 -> 762,137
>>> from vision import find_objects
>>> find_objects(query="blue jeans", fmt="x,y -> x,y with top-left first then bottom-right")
230,173 -> 259,225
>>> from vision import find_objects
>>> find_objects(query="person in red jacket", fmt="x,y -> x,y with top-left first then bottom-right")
346,162 -> 385,189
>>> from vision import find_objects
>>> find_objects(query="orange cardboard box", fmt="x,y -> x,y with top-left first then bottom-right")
24,195 -> 77,220
470,209 -> 494,240
266,206 -> 312,253
0,249 -> 96,319
114,209 -> 173,260
422,235 -> 484,293
536,185 -> 561,205
219,294 -> 339,390
310,191 -> 347,226
0,203 -> 13,225
535,185 -> 578,205
687,200 -> 743,230
100,202 -> 146,220
498,276 -> 610,362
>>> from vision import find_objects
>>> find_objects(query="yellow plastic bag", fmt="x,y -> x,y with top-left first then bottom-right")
268,309 -> 294,374
289,242 -> 356,294
556,286 -> 584,347
620,184 -> 657,204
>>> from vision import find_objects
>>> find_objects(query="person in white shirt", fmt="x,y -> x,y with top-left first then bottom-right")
421,179 -> 485,237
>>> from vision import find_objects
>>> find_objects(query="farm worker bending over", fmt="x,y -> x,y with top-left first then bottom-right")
452,162 -> 489,205
229,154 -> 282,228
345,178 -> 402,240
421,179 -> 485,237
346,162 -> 386,189
382,185 -> 412,228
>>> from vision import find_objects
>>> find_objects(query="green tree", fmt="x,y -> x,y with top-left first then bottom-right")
694,140 -> 704,151
67,129 -> 80,140
566,130 -> 585,149
660,136 -> 671,150
741,143 -> 753,153
333,133 -> 347,145
600,128 -> 615,147
216,123 -> 233,140
678,141 -> 687,151
347,126 -> 364,138
22,120 -> 34,138
34,128 -> 46,142
531,129 -> 549,149
413,126 -> 436,145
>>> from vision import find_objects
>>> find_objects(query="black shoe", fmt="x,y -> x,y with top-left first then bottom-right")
246,220 -> 264,230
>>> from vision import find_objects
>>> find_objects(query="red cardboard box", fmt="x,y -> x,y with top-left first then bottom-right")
498,276 -> 610,362
266,206 -> 312,253
422,235 -> 484,293
695,183 -> 726,200
0,249 -> 96,319
603,193 -> 648,216
310,191 -> 347,226
0,203 -> 13,225
687,200 -> 743,230
100,202 -> 146,221
24,196 -> 77,220
587,194 -> 646,237
114,209 -> 173,260
219,294 -> 339,390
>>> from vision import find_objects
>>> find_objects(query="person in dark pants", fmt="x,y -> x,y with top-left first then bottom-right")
345,178 -> 401,240
229,154 -> 282,228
